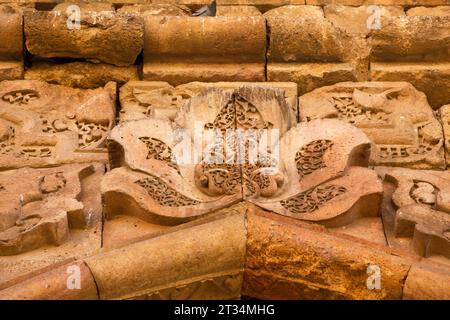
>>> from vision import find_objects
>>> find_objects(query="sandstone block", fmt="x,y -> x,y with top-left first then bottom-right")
119,81 -> 298,122
0,260 -> 98,300
403,263 -> 450,299
0,5 -> 24,81
243,208 -> 414,300
371,62 -> 450,109
267,62 -> 358,97
85,212 -> 246,299
25,61 -> 140,89
307,0 -> 449,5
0,4 -> 23,60
25,7 -> 143,66
407,6 -> 450,16
324,5 -> 405,36
117,4 -> 191,15
143,16 -> 266,84
265,5 -> 371,81
299,82 -> 445,169
439,104 -> 450,164
216,5 -> 261,16
371,16 -> 450,62
0,80 -> 116,169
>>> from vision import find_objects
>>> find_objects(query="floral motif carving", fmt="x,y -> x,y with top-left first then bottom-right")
280,184 -> 347,214
295,140 -> 333,180
135,175 -> 200,207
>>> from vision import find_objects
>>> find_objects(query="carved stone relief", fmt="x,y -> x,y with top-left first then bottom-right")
248,119 -> 383,227
379,167 -> 450,259
0,164 -> 101,255
105,83 -> 383,228
0,80 -> 116,169
299,82 -> 445,169
119,81 -> 298,123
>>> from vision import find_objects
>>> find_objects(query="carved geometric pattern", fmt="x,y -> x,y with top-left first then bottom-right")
135,175 -> 200,207
280,184 -> 347,214
295,139 -> 333,180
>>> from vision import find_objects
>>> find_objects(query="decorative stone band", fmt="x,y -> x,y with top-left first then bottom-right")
1,209 -> 449,300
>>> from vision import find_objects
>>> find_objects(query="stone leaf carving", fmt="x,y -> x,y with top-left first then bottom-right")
177,86 -> 295,200
299,82 -> 445,169
382,168 -> 450,259
248,119 -> 383,228
103,117 -> 242,224
0,164 -> 97,255
104,85 -> 296,224
0,80 -> 116,170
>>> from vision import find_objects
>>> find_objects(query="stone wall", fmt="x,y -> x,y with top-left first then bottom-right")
0,0 -> 449,300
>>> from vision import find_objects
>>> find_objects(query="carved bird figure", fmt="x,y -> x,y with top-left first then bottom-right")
192,0 -> 217,17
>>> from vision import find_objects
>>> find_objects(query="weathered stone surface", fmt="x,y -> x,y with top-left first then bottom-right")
371,62 -> 450,109
243,207 -> 414,300
0,164 -> 103,255
0,4 -> 23,61
85,212 -> 246,299
143,16 -> 266,84
0,4 -> 24,81
119,81 -> 298,122
299,82 -> 445,169
264,4 -> 323,18
105,85 -> 296,224
403,263 -> 450,300
307,0 -> 449,4
267,63 -> 358,97
265,5 -> 371,90
324,5 -> 405,36
0,260 -> 98,300
407,6 -> 450,16
379,167 -> 450,259
25,7 -> 144,66
118,4 -> 191,15
248,119 -> 383,227
439,104 -> 450,164
25,61 -> 140,89
0,80 -> 116,169
216,5 -> 261,16
371,16 -> 450,62
265,7 -> 367,65
0,61 -> 23,81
